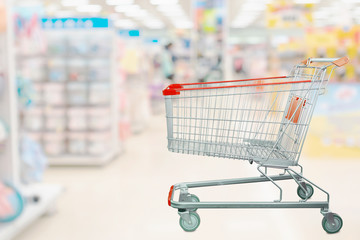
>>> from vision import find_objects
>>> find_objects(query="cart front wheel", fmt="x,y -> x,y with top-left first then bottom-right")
322,214 -> 343,234
179,212 -> 200,232
297,183 -> 314,199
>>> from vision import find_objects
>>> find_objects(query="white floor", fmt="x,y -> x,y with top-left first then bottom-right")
15,115 -> 360,240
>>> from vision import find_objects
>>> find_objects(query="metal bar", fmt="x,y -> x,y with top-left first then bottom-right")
170,87 -> 321,99
171,201 -> 329,209
176,174 -> 293,189
309,58 -> 339,62
258,166 -> 282,202
168,117 -> 309,126
287,168 -> 330,202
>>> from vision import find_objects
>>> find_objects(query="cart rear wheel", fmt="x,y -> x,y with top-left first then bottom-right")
322,214 -> 343,234
190,194 -> 200,203
297,183 -> 314,199
179,212 -> 200,232
189,194 -> 200,211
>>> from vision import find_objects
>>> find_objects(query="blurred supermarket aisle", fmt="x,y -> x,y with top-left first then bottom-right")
0,0 -> 360,239
14,114 -> 360,240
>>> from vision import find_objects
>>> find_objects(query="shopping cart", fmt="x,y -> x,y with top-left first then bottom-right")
163,57 -> 349,233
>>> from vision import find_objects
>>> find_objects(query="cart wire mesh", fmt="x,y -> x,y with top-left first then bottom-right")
164,64 -> 330,167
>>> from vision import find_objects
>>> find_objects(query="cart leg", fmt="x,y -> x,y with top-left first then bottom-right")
179,185 -> 190,202
257,166 -> 282,202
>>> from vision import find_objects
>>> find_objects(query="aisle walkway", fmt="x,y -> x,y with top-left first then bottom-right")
15,115 -> 360,240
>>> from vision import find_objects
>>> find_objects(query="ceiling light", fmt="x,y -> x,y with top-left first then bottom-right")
124,10 -> 148,17
61,0 -> 88,7
106,0 -> 134,5
162,11 -> 185,17
241,2 -> 266,11
54,10 -> 77,17
115,4 -> 140,12
294,0 -> 320,3
150,0 -> 178,5
16,0 -> 42,7
76,4 -> 102,12
157,4 -> 183,12
144,21 -> 165,29
115,19 -> 137,28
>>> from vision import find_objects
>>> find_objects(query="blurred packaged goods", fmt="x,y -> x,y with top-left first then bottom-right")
304,84 -> 360,158
15,16 -> 120,165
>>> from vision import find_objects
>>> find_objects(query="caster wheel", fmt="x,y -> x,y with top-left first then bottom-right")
322,214 -> 343,234
189,194 -> 200,211
297,183 -> 314,199
179,212 -> 200,232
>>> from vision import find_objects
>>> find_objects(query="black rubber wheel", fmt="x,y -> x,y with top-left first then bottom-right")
322,214 -> 343,234
297,183 -> 314,199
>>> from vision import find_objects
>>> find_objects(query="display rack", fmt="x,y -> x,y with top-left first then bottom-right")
19,18 -> 120,166
0,2 -> 61,239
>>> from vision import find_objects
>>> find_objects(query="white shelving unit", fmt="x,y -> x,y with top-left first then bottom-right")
0,2 -> 61,239
19,18 -> 120,166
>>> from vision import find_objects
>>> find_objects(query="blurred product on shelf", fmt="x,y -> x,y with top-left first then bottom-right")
23,108 -> 43,131
43,133 -> 65,156
89,82 -> 111,105
67,133 -> 87,155
88,108 -> 111,131
67,82 -> 87,105
43,83 -> 65,105
67,107 -> 87,131
117,33 -> 150,134
149,83 -> 165,115
17,76 -> 35,108
194,0 -> 225,82
0,182 -> 24,223
44,108 -> 66,132
0,119 -> 8,152
20,135 -> 47,184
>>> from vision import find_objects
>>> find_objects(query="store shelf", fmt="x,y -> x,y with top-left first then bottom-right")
0,184 -> 62,240
48,150 -> 119,166
17,24 -> 120,166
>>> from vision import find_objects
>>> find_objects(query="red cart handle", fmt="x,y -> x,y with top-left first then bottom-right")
163,76 -> 311,96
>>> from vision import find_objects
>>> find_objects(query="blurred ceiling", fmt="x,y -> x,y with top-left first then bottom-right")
13,0 -> 360,29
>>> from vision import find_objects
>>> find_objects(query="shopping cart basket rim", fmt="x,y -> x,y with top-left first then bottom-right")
173,76 -> 288,87
163,78 -> 311,96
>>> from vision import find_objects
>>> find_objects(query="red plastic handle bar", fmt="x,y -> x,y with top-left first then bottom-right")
163,79 -> 311,96
163,76 -> 287,96
168,185 -> 174,206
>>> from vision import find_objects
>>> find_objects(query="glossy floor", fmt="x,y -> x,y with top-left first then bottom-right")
15,115 -> 360,240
